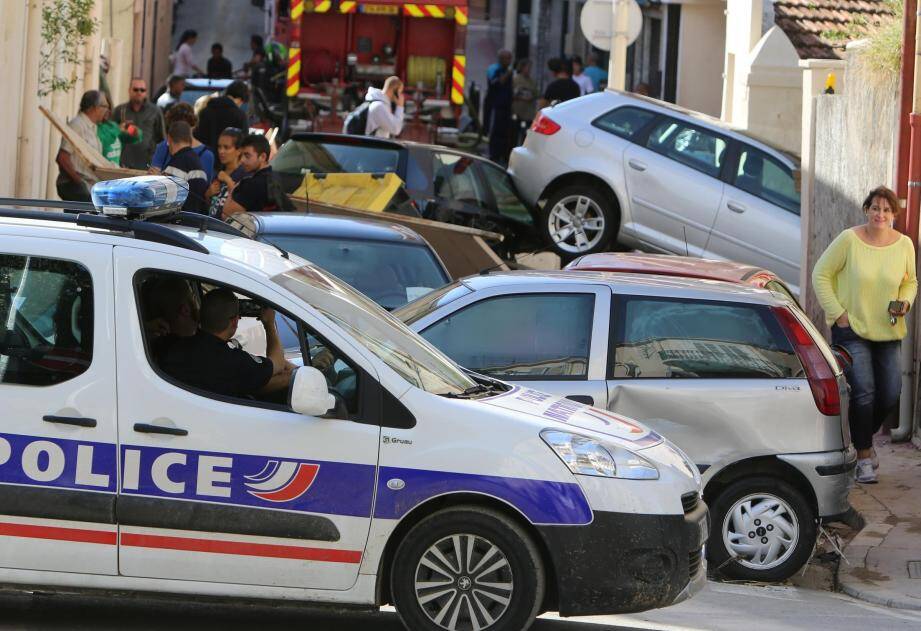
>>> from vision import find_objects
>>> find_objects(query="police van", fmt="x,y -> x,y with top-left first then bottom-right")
0,177 -> 707,630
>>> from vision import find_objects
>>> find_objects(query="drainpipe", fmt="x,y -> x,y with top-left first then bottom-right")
895,3 -> 921,442
896,0 -> 917,236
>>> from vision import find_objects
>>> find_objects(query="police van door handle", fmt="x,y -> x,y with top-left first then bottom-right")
565,395 -> 595,406
43,415 -> 97,428
133,423 -> 188,437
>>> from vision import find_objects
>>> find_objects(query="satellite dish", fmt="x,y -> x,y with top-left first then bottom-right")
580,0 -> 643,51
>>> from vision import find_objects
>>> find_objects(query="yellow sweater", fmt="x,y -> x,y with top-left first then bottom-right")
812,228 -> 918,341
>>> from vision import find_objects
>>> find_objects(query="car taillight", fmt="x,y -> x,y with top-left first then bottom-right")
772,307 -> 840,416
531,112 -> 561,135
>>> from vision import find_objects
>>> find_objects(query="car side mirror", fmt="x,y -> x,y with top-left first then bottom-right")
290,367 -> 336,416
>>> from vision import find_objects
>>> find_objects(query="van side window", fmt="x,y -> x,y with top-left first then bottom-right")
0,254 -> 93,386
135,271 -> 358,417
611,297 -> 801,379
420,293 -> 594,380
592,107 -> 657,141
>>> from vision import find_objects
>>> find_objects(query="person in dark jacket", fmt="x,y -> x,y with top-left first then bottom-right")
163,121 -> 209,214
485,49 -> 514,164
194,80 -> 249,152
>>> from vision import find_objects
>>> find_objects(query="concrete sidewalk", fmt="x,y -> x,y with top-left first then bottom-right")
838,438 -> 921,609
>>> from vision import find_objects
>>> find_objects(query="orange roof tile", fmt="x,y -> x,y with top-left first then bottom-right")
773,0 -> 897,59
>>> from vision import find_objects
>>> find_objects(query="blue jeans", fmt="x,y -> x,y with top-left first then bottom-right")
831,325 -> 901,450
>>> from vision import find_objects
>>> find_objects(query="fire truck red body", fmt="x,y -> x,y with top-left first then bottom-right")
275,0 -> 468,110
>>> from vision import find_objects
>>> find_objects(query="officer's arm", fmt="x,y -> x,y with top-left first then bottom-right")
258,365 -> 294,394
260,308 -> 286,376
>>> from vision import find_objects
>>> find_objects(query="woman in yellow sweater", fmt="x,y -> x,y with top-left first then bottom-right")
812,186 -> 917,483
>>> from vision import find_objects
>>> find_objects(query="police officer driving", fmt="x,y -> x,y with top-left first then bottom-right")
160,287 -> 294,398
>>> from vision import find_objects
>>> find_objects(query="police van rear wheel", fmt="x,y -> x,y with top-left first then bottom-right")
391,505 -> 545,631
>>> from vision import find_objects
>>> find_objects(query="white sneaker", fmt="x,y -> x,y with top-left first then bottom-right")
856,458 -> 877,484
871,448 -> 879,470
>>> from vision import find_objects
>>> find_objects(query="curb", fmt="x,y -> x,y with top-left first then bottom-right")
836,504 -> 921,611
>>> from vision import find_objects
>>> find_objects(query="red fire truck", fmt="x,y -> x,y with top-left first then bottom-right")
274,0 -> 470,141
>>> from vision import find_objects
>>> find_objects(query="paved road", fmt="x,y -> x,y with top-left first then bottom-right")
2,581 -> 920,630
171,0 -> 264,75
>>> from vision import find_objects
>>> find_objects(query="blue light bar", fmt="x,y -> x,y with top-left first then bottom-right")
90,176 -> 188,219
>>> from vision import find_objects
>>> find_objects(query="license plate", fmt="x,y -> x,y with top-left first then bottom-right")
362,3 -> 400,14
699,515 -> 709,544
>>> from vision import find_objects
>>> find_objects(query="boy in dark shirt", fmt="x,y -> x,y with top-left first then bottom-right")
540,58 -> 582,108
163,121 -> 209,213
222,134 -> 292,217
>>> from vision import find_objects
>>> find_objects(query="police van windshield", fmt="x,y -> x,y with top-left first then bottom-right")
272,265 -> 477,396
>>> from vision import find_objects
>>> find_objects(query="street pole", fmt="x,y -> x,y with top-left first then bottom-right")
504,0 -> 519,53
608,0 -> 629,90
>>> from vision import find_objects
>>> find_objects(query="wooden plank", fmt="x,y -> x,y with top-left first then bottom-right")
40,105 -> 144,181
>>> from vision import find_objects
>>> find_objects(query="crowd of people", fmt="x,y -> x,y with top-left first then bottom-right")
484,51 -> 608,164
55,29 -> 291,219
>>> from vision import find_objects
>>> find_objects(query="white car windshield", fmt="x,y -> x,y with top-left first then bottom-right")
272,265 -> 478,396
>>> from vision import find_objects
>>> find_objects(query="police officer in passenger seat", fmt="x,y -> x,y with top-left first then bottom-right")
160,287 -> 294,398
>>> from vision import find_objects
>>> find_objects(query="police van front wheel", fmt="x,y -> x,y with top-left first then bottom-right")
390,505 -> 546,631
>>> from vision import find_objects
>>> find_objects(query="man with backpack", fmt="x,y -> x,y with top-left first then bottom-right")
343,76 -> 405,138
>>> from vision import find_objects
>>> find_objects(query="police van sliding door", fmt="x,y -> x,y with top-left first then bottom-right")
0,239 -> 118,576
112,247 -> 380,590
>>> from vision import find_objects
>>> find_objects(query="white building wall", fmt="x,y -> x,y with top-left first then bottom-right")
675,0 -> 726,116
0,0 -> 141,199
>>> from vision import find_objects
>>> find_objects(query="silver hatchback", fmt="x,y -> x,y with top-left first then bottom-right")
397,271 -> 856,582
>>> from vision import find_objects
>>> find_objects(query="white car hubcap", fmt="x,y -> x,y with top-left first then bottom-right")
722,493 -> 799,571
414,533 -> 514,630
548,195 -> 605,253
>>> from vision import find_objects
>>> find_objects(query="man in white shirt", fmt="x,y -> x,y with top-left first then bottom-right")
365,76 -> 405,139
156,75 -> 186,112
572,56 -> 594,96
56,90 -> 108,201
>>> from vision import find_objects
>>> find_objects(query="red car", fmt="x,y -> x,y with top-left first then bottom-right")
565,252 -> 799,304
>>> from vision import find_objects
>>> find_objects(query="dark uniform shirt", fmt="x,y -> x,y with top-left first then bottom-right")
159,331 -> 274,397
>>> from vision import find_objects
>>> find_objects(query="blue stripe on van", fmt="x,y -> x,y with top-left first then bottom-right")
373,466 -> 593,525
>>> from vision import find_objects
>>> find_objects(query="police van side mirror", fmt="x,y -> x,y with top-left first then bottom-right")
290,367 -> 336,416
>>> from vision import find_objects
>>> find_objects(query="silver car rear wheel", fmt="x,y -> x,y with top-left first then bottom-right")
722,493 -> 799,571
547,195 -> 606,254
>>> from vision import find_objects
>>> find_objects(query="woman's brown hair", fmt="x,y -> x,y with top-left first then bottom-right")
862,186 -> 901,216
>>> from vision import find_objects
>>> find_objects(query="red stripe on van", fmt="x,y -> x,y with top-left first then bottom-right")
120,532 -> 362,563
0,521 -> 117,545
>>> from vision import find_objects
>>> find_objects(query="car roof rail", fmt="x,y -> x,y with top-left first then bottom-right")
167,212 -> 247,238
0,206 -> 209,255
0,198 -> 95,213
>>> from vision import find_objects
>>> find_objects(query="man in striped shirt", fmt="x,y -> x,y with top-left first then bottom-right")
163,121 -> 208,214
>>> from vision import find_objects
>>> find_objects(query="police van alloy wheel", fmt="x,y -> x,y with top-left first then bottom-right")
707,477 -> 816,582
540,184 -> 617,258
391,506 -> 545,631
